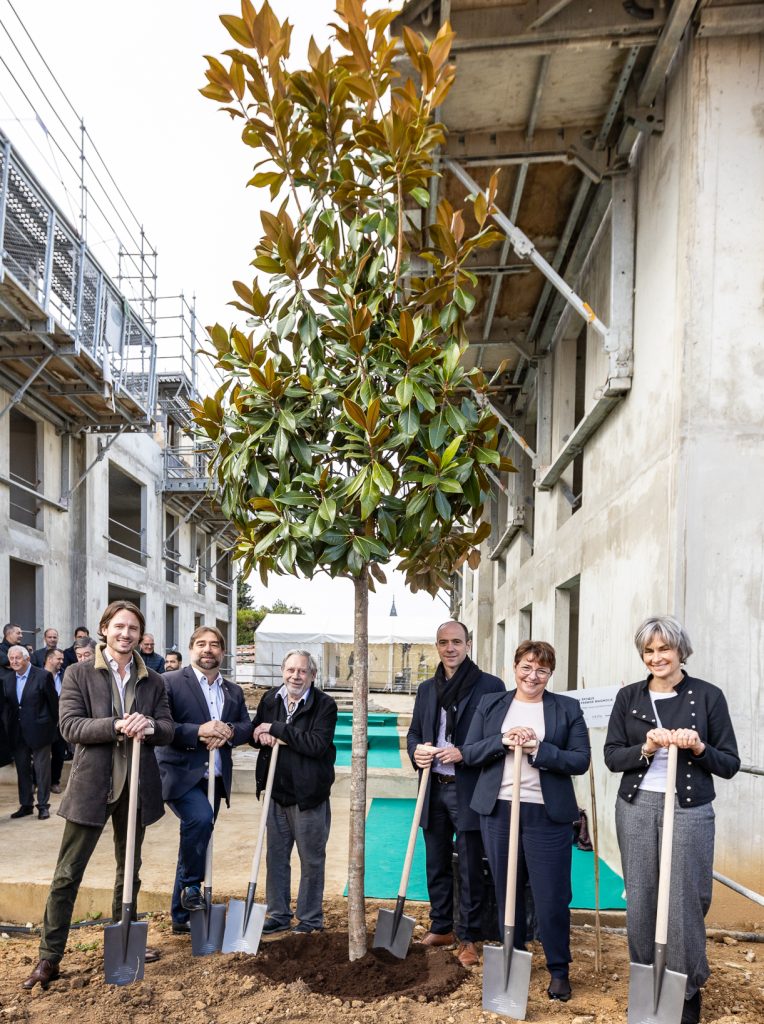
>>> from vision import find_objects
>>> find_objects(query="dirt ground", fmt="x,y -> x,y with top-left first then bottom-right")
1,896 -> 762,1024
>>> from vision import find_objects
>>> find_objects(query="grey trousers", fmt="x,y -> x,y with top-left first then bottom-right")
615,791 -> 715,996
266,799 -> 331,930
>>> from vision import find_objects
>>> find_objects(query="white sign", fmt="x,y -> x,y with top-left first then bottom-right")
567,685 -> 621,729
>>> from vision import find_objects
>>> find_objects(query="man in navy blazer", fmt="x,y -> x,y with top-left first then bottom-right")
156,625 -> 252,933
2,645 -> 58,818
406,620 -> 505,968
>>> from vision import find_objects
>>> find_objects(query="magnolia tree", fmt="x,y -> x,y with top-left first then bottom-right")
196,0 -> 514,959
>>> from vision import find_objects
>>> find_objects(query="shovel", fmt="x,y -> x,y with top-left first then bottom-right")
104,724 -> 153,985
483,742 -> 535,1019
373,762 -> 431,958
190,748 -> 226,956
628,743 -> 687,1024
222,740 -> 283,954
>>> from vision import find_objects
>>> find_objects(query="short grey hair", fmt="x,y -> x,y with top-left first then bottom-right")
281,649 -> 317,677
73,637 -> 97,653
7,644 -> 29,661
634,615 -> 693,662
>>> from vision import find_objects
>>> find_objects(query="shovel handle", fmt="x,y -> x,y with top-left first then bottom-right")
503,743 -> 536,928
204,748 -> 216,890
654,743 -> 678,946
248,740 -> 284,886
122,735 -> 142,910
398,763 -> 431,899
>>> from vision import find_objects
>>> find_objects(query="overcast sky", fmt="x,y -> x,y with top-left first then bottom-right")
0,0 -> 447,625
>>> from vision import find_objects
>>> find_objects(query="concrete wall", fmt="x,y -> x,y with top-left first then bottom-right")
459,32 -> 764,925
0,402 -> 235,669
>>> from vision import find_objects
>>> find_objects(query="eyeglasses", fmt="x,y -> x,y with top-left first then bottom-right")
517,664 -> 551,680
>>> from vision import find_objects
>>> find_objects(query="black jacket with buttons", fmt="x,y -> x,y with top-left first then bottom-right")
604,672 -> 740,807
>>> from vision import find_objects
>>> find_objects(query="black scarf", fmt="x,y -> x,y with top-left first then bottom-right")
433,655 -> 482,742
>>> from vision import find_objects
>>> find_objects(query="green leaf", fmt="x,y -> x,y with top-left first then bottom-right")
395,376 -> 414,409
428,414 -> 449,449
410,186 -> 430,207
441,435 -> 463,469
434,488 -> 452,520
453,287 -> 476,314
436,477 -> 463,493
399,405 -> 420,436
412,381 -> 436,412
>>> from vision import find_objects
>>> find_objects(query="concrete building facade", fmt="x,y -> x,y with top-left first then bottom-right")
394,2 -> 764,924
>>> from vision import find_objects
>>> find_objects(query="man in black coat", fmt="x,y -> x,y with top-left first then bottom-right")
406,620 -> 505,967
31,627 -> 60,668
0,623 -> 23,670
3,645 -> 58,819
62,626 -> 90,669
252,649 -> 337,935
156,625 -> 252,933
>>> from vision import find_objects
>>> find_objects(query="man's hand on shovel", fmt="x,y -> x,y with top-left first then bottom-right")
115,715 -> 155,741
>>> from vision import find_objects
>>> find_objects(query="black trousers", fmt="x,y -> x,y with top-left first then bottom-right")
481,799 -> 573,979
13,740 -> 51,810
422,777 -> 485,941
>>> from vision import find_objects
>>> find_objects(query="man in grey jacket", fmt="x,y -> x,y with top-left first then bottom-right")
21,600 -> 174,991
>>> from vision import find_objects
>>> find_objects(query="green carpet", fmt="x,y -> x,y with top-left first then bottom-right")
354,798 -> 626,909
334,713 -> 401,769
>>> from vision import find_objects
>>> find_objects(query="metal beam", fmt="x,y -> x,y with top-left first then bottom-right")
527,0 -> 576,30
446,159 -> 610,342
0,355 -> 54,419
697,5 -> 764,36
537,392 -> 623,489
450,31 -> 658,55
60,426 -> 129,506
637,0 -> 697,107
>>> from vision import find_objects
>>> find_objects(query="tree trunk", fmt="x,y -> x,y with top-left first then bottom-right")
347,570 -> 369,960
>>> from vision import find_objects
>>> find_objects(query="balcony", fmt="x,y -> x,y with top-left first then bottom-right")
0,131 -> 156,432
162,443 -> 238,546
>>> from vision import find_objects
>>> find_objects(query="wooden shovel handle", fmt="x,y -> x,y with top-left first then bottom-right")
248,740 -> 285,887
655,743 -> 678,946
504,743 -> 537,928
122,735 -> 142,906
204,748 -> 216,889
398,763 -> 431,899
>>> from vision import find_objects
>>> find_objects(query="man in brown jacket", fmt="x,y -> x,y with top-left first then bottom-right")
22,601 -> 175,991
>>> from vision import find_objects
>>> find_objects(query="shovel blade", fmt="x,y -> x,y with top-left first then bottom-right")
103,919 -> 148,985
372,908 -> 416,959
628,962 -> 687,1024
222,898 -> 267,955
482,943 -> 532,1020
190,903 -> 226,957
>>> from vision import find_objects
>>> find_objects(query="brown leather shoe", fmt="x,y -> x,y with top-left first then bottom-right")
456,940 -> 479,967
144,947 -> 161,963
22,959 -> 59,990
420,930 -> 455,947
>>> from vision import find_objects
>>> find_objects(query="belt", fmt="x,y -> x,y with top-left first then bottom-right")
433,772 -> 455,784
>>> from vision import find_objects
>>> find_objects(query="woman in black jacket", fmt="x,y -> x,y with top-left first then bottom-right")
462,640 -> 590,1002
604,616 -> 740,1024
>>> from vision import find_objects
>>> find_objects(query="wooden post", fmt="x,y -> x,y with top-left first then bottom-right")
347,572 -> 369,960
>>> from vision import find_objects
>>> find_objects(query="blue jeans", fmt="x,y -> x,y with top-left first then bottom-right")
481,799 -> 573,980
167,777 -> 223,925
265,799 -> 331,930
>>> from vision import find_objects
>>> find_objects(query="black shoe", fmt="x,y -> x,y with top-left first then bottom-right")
180,885 -> 205,912
292,922 -> 323,934
11,806 -> 33,819
38,808 -> 50,820
681,990 -> 701,1024
171,921 -> 191,934
262,918 -> 290,936
547,977 -> 572,1001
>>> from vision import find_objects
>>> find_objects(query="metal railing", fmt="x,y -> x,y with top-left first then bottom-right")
163,443 -> 213,488
0,132 -> 157,421
105,515 -> 147,566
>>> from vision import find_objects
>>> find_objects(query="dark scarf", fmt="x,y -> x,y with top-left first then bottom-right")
434,655 -> 482,741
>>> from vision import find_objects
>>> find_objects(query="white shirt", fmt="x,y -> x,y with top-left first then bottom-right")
194,668 -> 225,777
498,700 -> 546,804
104,652 -> 134,713
277,683 -> 310,721
639,691 -> 678,793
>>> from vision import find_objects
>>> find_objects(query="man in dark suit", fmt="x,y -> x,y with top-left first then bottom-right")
157,625 -> 252,934
139,634 -> 165,674
406,620 -> 505,967
43,648 -> 69,793
62,626 -> 90,669
31,628 -> 60,668
3,644 -> 58,819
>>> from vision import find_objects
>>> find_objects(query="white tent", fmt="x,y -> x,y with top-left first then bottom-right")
254,611 -> 442,689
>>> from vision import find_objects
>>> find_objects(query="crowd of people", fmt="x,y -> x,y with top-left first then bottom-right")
0,609 -> 739,1023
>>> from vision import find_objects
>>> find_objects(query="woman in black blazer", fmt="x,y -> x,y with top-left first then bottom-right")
462,640 -> 590,1002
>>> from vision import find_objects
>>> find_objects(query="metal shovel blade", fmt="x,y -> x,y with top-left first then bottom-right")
628,962 -> 687,1024
103,917 -> 148,986
482,943 -> 533,1020
222,897 -> 267,955
372,901 -> 416,960
190,892 -> 226,957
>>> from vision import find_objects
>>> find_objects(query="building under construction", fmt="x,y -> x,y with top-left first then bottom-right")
0,24 -> 237,670
392,0 -> 764,923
